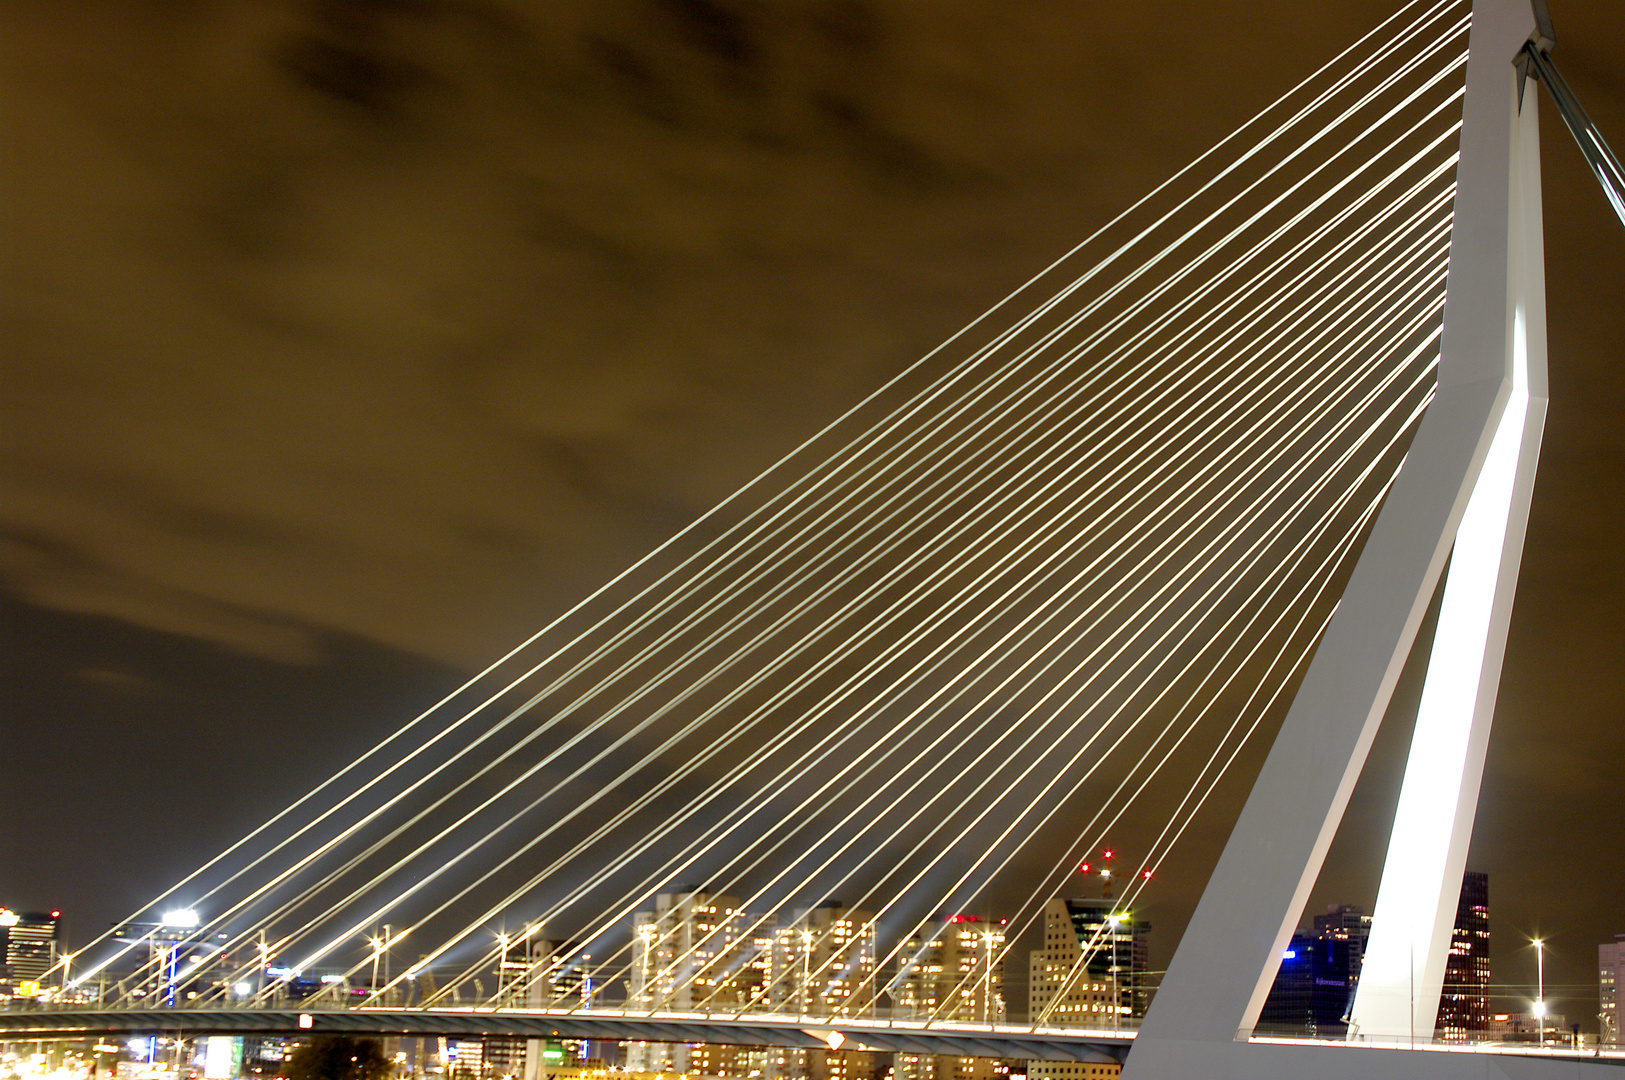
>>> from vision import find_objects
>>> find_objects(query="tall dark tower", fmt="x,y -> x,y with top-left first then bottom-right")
1434,872 -> 1491,1042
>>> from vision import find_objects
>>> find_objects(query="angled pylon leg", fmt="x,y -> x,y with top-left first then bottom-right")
1122,0 -> 1563,1074
1348,66 -> 1547,1044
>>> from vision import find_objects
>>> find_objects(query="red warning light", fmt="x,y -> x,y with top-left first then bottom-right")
1103,849 -> 1114,860
1142,870 -> 1154,880
51,910 -> 61,918
1078,862 -> 1091,874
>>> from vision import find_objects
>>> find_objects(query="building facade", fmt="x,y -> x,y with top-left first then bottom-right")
1258,904 -> 1370,1038
1027,899 -> 1147,1080
1435,871 -> 1491,1042
1601,935 -> 1624,1047
485,933 -> 596,1080
892,914 -> 1008,1080
0,908 -> 61,996
769,902 -> 877,1015
625,889 -> 769,1077
1257,874 -> 1491,1042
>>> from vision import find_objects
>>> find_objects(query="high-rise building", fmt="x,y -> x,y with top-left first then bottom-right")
625,889 -> 769,1077
761,904 -> 882,1080
493,933 -> 593,1007
892,914 -> 1009,1080
1256,929 -> 1362,1036
1257,874 -> 1490,1042
1027,899 -> 1147,1080
0,908 -> 61,995
1435,871 -> 1491,1042
1601,935 -> 1624,1048
896,914 -> 1006,1023
769,902 -> 877,1015
1312,904 -> 1374,970
1258,904 -> 1370,1038
1029,899 -> 1147,1027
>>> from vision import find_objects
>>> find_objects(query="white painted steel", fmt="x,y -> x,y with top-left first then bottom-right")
1350,69 -> 1548,1044
1128,1038 -> 1624,1079
1123,0 -> 1549,1073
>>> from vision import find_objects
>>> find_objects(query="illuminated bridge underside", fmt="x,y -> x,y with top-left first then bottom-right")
0,1010 -> 1133,1065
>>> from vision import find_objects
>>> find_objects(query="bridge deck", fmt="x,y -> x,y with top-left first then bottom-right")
0,1008 -> 1134,1065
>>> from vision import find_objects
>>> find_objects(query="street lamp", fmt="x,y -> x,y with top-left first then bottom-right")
801,930 -> 815,1017
369,932 -> 389,998
1533,939 -> 1546,1048
982,932 -> 996,1023
495,933 -> 509,1002
1106,914 -> 1128,1033
637,927 -> 656,1010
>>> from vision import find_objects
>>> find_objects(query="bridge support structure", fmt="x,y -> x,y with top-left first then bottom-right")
1122,0 -> 1613,1076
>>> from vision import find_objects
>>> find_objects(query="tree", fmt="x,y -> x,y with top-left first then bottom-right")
282,1036 -> 393,1080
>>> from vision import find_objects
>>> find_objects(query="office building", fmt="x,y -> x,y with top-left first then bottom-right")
893,914 -> 1009,1080
1435,871 -> 1491,1042
0,908 -> 61,994
486,933 -> 595,1079
761,904 -> 886,1080
1029,899 -> 1147,1026
1601,935 -> 1624,1047
625,889 -> 769,1077
769,902 -> 877,1015
896,914 -> 1006,1023
1258,873 -> 1490,1042
1258,905 -> 1369,1038
1028,899 -> 1147,1080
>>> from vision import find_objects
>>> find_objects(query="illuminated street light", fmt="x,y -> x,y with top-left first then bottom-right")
369,933 -> 387,997
1106,913 -> 1129,1032
802,929 -> 815,1016
1534,938 -> 1546,1047
982,931 -> 997,1023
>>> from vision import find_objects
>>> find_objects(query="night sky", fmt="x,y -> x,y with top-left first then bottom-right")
4,0 -> 1622,1029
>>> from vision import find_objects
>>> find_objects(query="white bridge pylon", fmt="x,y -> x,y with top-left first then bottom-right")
1124,0 -> 1601,1076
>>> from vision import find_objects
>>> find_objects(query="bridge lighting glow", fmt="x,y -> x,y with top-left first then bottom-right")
161,910 -> 199,929
1532,1000 -> 1547,1018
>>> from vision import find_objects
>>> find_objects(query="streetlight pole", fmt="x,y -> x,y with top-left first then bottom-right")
1534,939 -> 1546,1048
802,930 -> 815,1017
1105,913 -> 1128,1033
637,927 -> 655,1011
371,933 -> 385,998
982,932 -> 994,1024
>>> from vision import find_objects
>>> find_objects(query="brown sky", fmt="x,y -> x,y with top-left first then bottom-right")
3,0 -> 1622,1028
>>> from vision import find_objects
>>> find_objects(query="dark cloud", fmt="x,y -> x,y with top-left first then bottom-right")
3,0 -> 1621,1027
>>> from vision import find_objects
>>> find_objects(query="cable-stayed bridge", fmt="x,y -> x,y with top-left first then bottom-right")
6,1 -> 1622,1078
